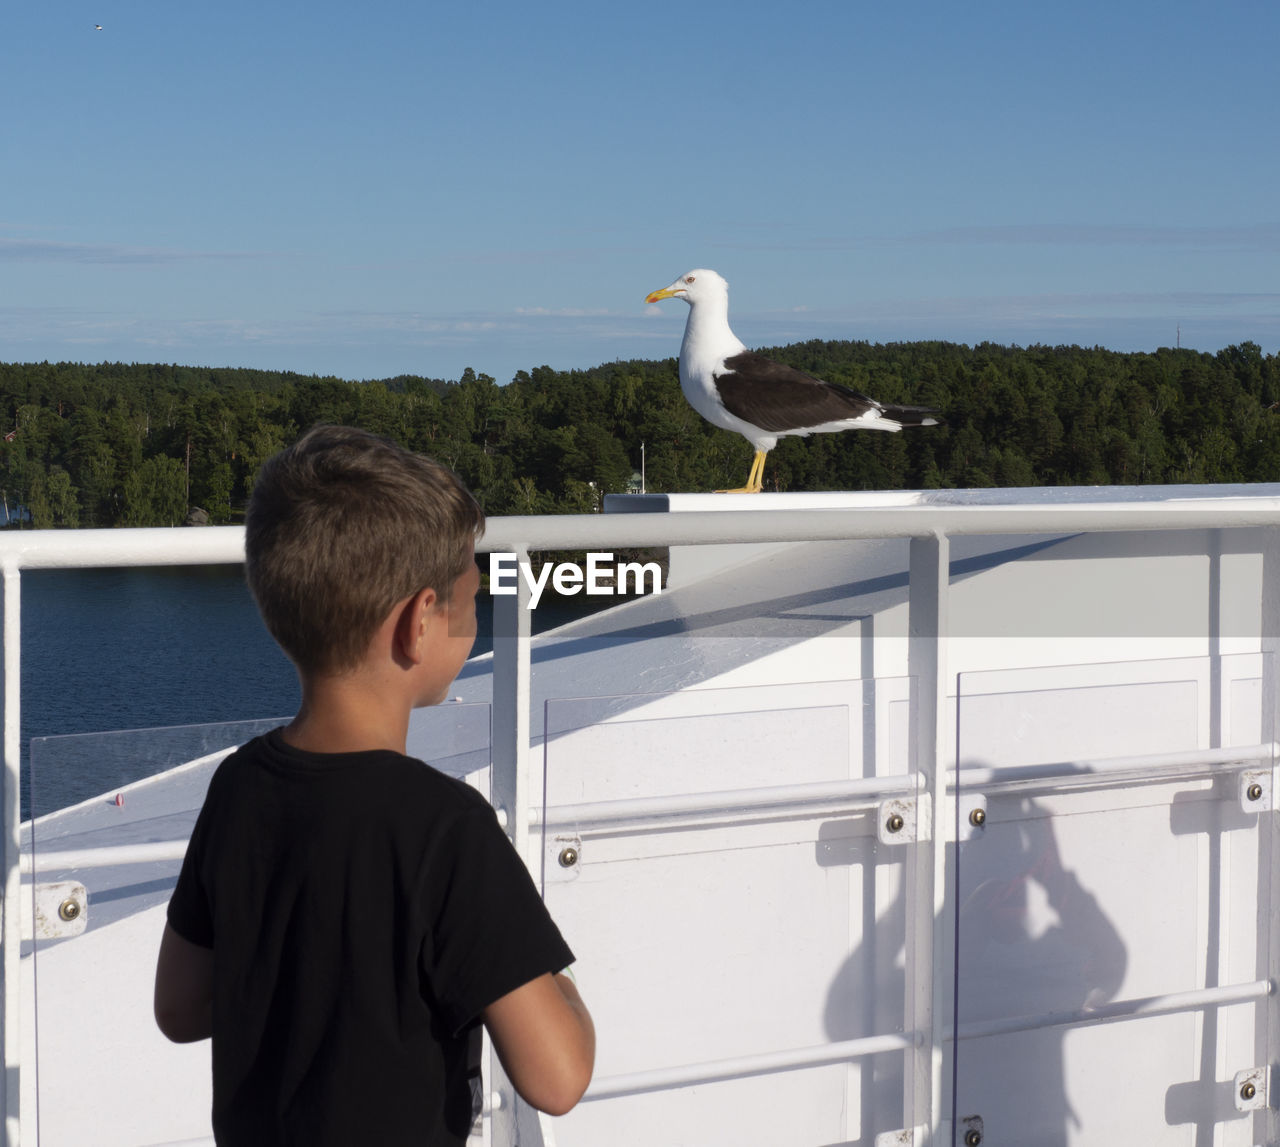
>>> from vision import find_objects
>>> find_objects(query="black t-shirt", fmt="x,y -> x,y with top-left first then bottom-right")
167,729 -> 573,1146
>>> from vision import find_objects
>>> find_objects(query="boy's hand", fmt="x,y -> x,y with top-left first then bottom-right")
483,971 -> 595,1115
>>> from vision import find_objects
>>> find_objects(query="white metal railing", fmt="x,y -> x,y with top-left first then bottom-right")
955,742 -> 1278,789
583,1032 -> 922,1100
30,738 -> 1275,873
533,774 -> 919,829
954,979 -> 1274,1043
19,840 -> 191,874
4,490 -> 1280,573
5,490 -> 1280,1147
578,980 -> 1277,1104
22,738 -> 1277,874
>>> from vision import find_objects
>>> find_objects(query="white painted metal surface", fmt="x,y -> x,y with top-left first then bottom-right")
6,485 -> 1280,1146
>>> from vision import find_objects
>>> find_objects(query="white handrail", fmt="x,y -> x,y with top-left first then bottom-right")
22,741 -> 1276,872
533,774 -> 918,829
20,840 -> 189,874
953,743 -> 1277,788
583,1032 -> 920,1100
582,978 -> 1275,1102
956,978 -> 1273,1041
4,492 -> 1280,571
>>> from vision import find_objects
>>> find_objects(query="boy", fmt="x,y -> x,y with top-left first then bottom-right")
154,425 -> 594,1145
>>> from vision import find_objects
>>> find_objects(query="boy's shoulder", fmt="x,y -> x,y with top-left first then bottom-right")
208,728 -> 492,820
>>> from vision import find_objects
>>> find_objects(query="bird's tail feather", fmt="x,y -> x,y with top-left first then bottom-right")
880,403 -> 942,428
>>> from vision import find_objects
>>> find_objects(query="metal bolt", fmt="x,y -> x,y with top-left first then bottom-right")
965,1131 -> 982,1147
1247,783 -> 1264,802
886,813 -> 905,834
558,846 -> 579,868
1241,1080 -> 1257,1101
57,898 -> 80,922
969,807 -> 987,827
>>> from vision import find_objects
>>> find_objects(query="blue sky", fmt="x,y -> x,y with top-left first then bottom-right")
3,0 -> 1277,383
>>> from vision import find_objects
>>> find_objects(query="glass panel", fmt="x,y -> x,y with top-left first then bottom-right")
536,677 -> 919,1147
955,654 -> 1274,1145
24,705 -> 492,1147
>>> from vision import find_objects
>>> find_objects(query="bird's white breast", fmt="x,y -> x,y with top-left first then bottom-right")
677,303 -> 752,434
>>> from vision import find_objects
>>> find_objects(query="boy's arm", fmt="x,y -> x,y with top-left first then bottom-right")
483,971 -> 595,1116
154,922 -> 214,1043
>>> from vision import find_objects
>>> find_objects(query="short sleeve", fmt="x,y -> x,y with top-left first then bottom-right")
423,804 -> 573,1035
167,802 -> 215,949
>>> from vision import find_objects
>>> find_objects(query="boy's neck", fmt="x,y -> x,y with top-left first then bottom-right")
283,674 -> 412,756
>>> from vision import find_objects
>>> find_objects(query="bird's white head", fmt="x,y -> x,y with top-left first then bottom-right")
644,268 -> 728,308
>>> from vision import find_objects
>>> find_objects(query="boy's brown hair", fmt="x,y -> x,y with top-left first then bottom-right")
245,425 -> 484,675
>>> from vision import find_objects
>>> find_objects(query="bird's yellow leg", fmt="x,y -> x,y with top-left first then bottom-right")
716,450 -> 767,494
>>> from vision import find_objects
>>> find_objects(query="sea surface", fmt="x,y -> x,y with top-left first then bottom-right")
20,566 -> 602,817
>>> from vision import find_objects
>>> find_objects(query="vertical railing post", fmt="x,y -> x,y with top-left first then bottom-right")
906,532 -> 951,1145
1256,529 -> 1280,1145
488,546 -> 536,1147
1,565 -> 20,1147
491,545 -> 534,864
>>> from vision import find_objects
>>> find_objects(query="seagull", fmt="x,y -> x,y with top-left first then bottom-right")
645,268 -> 941,493
94,24 -> 103,30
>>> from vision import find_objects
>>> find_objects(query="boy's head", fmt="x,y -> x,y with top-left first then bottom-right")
245,425 -> 484,676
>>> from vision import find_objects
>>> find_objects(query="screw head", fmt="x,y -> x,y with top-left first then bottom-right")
886,813 -> 905,834
558,846 -> 579,868
57,898 -> 80,922
969,807 -> 987,827
965,1131 -> 982,1146
1247,783 -> 1264,802
1241,1080 -> 1257,1101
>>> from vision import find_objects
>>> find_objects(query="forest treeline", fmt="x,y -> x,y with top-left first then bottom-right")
1,339 -> 1278,528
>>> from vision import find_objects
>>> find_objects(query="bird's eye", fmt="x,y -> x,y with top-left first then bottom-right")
685,276 -> 696,284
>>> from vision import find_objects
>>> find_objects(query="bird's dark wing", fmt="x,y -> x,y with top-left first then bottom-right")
714,352 -> 879,433
878,402 -> 941,427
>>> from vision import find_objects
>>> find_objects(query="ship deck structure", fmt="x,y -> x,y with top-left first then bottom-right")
5,484 -> 1280,1146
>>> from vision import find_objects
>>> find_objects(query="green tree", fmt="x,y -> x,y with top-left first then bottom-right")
47,467 -> 79,527
204,462 -> 236,524
123,456 -> 188,526
27,467 -> 52,529
239,425 -> 288,501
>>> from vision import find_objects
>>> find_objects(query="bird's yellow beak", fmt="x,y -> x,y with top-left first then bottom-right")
645,286 -> 680,304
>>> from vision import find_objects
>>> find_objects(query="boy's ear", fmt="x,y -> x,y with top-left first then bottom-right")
397,585 -> 440,663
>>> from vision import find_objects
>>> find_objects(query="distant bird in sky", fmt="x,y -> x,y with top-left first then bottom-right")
94,24 -> 103,30
644,269 -> 941,493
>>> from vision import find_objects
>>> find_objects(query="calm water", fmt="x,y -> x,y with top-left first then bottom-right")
20,566 -> 604,817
